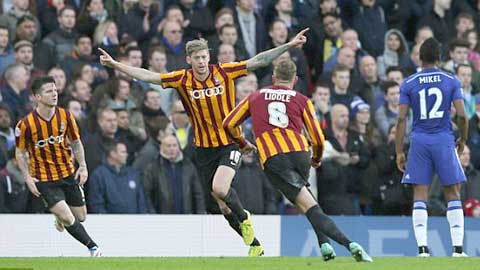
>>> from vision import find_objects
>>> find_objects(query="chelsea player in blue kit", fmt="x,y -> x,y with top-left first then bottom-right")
395,38 -> 469,257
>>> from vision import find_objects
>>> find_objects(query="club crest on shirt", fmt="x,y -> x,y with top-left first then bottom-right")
213,76 -> 220,85
15,127 -> 21,137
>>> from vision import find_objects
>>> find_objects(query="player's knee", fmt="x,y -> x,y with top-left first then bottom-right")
58,214 -> 75,226
212,185 -> 228,199
77,213 -> 86,222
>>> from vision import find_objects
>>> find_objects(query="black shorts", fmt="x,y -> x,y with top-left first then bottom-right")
36,175 -> 85,209
263,151 -> 311,203
194,144 -> 242,192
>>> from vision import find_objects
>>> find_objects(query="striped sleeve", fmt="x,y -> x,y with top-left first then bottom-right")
15,119 -> 29,150
66,111 -> 80,141
302,99 -> 325,162
223,97 -> 251,147
159,70 -> 185,89
220,61 -> 248,80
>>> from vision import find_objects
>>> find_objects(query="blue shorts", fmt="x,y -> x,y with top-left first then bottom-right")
402,132 -> 466,186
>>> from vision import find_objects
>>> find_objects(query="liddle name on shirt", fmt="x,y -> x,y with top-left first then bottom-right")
419,75 -> 442,84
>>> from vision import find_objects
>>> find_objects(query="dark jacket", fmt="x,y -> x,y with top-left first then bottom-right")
468,114 -> 480,170
0,161 -> 29,213
88,162 -> 147,214
42,28 -> 77,63
143,153 -> 206,214
352,4 -> 387,57
1,84 -> 30,122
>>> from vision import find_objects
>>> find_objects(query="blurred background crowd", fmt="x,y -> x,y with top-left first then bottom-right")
1,0 -> 480,217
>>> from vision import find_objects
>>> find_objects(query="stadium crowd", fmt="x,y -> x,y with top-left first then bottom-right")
1,0 -> 480,217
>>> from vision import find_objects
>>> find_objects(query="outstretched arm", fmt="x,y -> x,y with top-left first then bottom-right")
99,48 -> 162,84
246,28 -> 309,72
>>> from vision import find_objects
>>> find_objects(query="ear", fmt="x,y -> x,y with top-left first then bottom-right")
272,75 -> 277,84
293,76 -> 298,86
186,55 -> 191,65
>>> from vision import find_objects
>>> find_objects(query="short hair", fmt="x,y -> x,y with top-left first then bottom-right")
104,140 -> 125,156
455,12 -> 474,26
386,65 -> 404,76
273,59 -> 296,82
143,88 -> 159,102
419,37 -> 441,64
16,15 -> 36,27
75,34 -> 91,45
125,46 -> 142,57
314,80 -> 330,91
448,38 -> 470,52
31,76 -> 56,95
165,4 -> 182,15
269,19 -> 287,32
97,106 -> 116,121
322,11 -> 340,20
455,63 -> 473,74
215,7 -> 233,22
148,45 -> 166,59
332,64 -> 350,77
4,63 -> 27,83
0,24 -> 9,32
185,39 -> 209,56
382,80 -> 399,94
148,116 -> 171,137
72,62 -> 90,80
58,6 -> 76,17
219,23 -> 236,36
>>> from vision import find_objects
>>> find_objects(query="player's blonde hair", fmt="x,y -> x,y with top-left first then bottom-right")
185,39 -> 209,56
273,59 -> 297,82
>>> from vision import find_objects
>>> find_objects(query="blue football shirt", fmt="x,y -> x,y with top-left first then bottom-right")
399,68 -> 463,134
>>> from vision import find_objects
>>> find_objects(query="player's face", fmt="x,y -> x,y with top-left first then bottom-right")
160,135 -> 180,160
37,82 -> 58,107
385,85 -> 400,105
450,47 -> 469,63
188,49 -> 210,75
387,71 -> 403,85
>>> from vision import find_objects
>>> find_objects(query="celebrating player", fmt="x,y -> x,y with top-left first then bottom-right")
99,27 -> 310,256
223,59 -> 372,262
395,38 -> 469,257
15,76 -> 101,256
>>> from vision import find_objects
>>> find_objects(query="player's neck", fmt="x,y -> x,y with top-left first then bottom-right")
275,82 -> 293,89
36,105 -> 56,121
421,63 -> 437,69
193,69 -> 210,82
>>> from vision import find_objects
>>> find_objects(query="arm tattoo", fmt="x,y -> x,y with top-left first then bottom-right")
246,43 -> 290,71
15,148 -> 31,178
72,140 -> 87,168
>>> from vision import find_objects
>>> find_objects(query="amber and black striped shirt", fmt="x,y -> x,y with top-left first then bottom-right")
15,107 -> 80,182
223,85 -> 325,165
160,61 -> 248,148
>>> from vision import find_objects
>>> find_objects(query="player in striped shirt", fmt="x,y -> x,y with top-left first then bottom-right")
15,76 -> 101,256
99,28 -> 310,256
224,59 -> 372,262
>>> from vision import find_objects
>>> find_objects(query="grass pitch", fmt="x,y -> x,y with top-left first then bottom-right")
0,257 -> 479,270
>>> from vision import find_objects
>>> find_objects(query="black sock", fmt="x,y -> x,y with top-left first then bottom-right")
65,219 -> 97,249
223,188 -> 247,221
305,205 -> 350,248
454,246 -> 463,253
223,212 -> 261,246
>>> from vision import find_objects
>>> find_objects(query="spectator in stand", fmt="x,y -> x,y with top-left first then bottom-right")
358,55 -> 384,110
143,134 -> 206,214
115,109 -> 144,165
206,7 -> 234,47
61,35 -> 107,81
170,100 -> 192,150
47,66 -> 69,106
385,65 -> 405,85
177,0 -> 215,40
84,107 -> 117,174
233,0 -> 267,58
311,81 -> 331,130
414,26 -> 434,48
233,152 -> 278,214
0,105 -> 14,166
89,141 -> 147,214
67,99 -> 87,136
0,25 -> 15,75
377,29 -> 410,80
317,103 -> 368,215
454,12 -> 475,40
15,15 -> 55,71
70,78 -> 92,115
269,0 -> 302,34
147,46 -> 177,114
0,150 -> 29,213
375,81 -> 400,139
0,0 -> 40,41
324,29 -> 368,75
1,63 -> 30,122
42,6 -> 78,63
464,29 -> 480,72
456,64 -> 476,119
13,40 -> 44,88
141,88 -> 166,135
76,0 -> 109,38
417,0 -> 454,45
215,24 -> 248,61
352,0 -> 387,57
93,20 -> 120,59
217,43 -> 236,63
329,64 -> 357,107
429,145 -> 480,216
442,38 -> 471,73
154,20 -> 188,71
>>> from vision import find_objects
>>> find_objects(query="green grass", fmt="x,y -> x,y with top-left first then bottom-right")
0,257 -> 479,270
